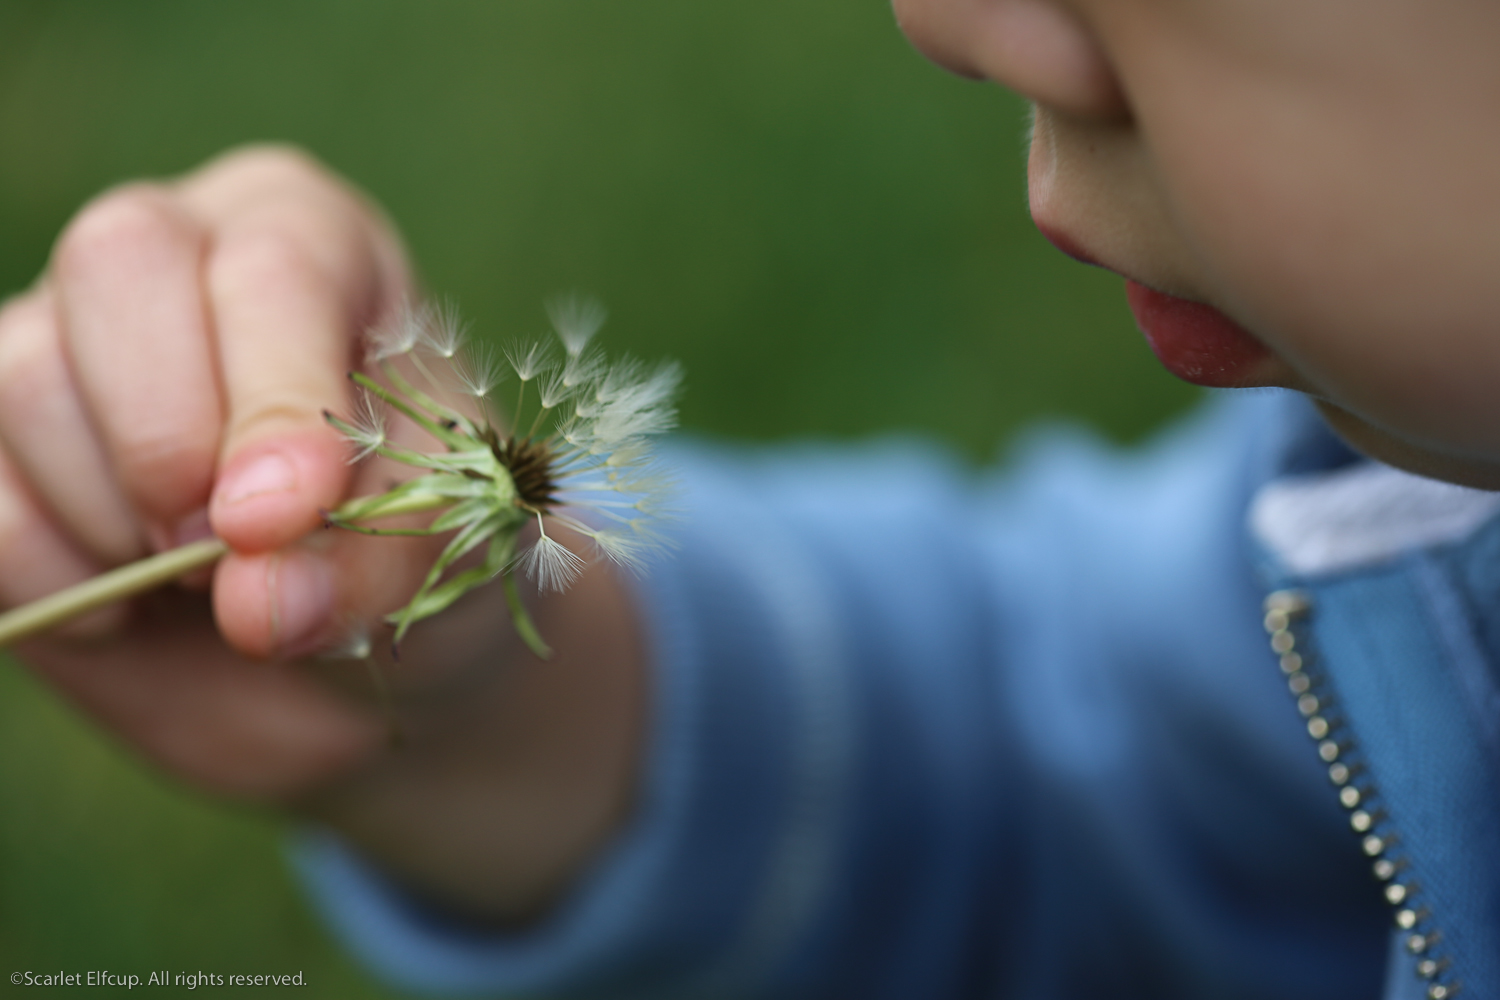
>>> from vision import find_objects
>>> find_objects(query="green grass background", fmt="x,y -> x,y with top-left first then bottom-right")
0,1 -> 1198,995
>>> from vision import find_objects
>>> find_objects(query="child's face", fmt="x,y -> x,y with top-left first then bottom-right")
896,0 -> 1500,487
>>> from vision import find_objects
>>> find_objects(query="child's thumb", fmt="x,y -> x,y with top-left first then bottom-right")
210,504 -> 451,662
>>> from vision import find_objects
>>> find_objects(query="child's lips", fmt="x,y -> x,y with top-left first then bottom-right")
1035,219 -> 1292,389
1124,280 -> 1273,388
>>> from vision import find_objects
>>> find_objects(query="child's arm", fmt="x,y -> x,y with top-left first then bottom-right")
0,145 -> 645,923
294,408 -> 1388,998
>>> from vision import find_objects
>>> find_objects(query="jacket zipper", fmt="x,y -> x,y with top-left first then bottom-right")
1263,590 -> 1461,1000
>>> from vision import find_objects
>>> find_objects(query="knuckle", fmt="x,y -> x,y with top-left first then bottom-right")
0,296 -> 54,395
213,143 -> 332,188
113,429 -> 216,510
53,184 -> 189,280
230,399 -> 326,442
198,144 -> 356,220
208,226 -> 327,301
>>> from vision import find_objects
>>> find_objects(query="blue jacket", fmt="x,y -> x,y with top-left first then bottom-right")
295,390 -> 1500,999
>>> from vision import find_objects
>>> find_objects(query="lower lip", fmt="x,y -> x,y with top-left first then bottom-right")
1125,280 -> 1268,388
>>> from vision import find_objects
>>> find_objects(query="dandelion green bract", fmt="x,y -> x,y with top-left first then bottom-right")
323,299 -> 678,659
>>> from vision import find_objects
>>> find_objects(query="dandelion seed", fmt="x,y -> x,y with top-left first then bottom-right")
452,342 -> 504,398
561,348 -> 605,389
343,391 -> 388,462
506,340 -> 553,382
538,369 -> 574,410
620,360 -> 684,410
595,357 -> 646,403
518,528 -> 588,592
591,390 -> 679,444
625,518 -> 674,552
631,492 -> 673,517
366,303 -> 426,361
315,620 -> 403,743
603,442 -> 650,467
420,303 -> 468,359
584,527 -> 650,572
318,620 -> 374,661
547,293 -> 607,356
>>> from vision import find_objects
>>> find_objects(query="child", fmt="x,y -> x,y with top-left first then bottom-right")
1,0 -> 1497,996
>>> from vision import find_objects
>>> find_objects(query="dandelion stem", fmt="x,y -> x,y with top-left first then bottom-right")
527,403 -> 551,441
323,523 -> 449,537
407,350 -> 443,396
0,537 -> 229,648
0,479 -> 464,647
380,362 -> 474,437
353,371 -> 470,450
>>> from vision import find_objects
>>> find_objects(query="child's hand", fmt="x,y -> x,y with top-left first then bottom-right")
0,146 -> 645,922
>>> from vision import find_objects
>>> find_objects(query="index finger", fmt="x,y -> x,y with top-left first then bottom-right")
183,148 -> 413,553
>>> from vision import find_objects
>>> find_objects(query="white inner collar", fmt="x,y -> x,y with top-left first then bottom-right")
1250,462 -> 1500,577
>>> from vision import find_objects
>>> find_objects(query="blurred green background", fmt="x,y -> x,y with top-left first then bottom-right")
0,1 -> 1197,995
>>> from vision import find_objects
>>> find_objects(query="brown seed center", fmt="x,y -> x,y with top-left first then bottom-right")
497,436 -> 557,508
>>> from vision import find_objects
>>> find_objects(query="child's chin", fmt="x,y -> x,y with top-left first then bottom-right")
1314,400 -> 1500,490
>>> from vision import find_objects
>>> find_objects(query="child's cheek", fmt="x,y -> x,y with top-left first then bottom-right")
1140,82 -> 1500,465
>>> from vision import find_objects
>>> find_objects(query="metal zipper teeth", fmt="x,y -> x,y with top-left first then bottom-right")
1263,590 -> 1462,1000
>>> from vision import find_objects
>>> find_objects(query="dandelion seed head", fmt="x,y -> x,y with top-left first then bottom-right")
547,293 -> 607,356
519,531 -> 587,592
336,297 -> 677,648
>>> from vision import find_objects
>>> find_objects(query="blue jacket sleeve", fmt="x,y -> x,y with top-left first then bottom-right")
293,393 -> 1387,999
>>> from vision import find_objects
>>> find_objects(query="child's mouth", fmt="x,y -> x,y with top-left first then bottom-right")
1124,281 -> 1270,388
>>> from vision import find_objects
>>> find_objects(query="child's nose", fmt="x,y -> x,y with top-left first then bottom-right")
892,0 -> 1128,121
